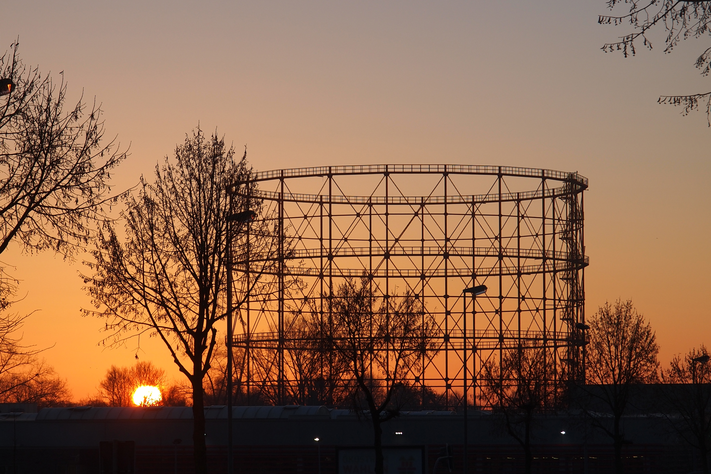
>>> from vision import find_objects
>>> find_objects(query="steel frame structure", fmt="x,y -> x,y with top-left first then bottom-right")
231,164 -> 588,408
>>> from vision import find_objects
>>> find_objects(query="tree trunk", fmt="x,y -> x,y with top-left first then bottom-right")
371,412 -> 384,474
699,430 -> 709,474
524,412 -> 532,474
192,376 -> 208,474
524,444 -> 532,474
613,415 -> 624,474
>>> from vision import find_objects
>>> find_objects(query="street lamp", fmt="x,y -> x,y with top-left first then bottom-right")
226,209 -> 256,474
692,354 -> 709,384
462,284 -> 487,474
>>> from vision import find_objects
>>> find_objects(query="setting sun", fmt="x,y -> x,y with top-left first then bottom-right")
132,385 -> 162,407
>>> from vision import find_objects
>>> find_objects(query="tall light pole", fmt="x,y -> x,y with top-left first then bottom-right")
462,284 -> 487,474
314,437 -> 322,474
692,353 -> 710,474
226,209 -> 256,474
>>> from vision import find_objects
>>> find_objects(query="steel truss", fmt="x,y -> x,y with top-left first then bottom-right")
231,164 -> 588,408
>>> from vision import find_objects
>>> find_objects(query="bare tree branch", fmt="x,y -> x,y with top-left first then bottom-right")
0,41 -> 128,257
600,1 -> 711,123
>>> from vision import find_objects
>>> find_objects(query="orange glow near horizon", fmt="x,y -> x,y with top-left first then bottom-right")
3,1 -> 710,401
132,386 -> 162,407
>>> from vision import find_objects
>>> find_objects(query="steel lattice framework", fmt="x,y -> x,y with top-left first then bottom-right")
231,164 -> 588,408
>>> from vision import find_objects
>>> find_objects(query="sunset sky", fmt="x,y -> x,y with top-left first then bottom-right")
3,1 -> 710,400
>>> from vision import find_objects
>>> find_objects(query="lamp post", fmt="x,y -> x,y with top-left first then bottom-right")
575,322 -> 590,383
314,437 -> 321,474
691,353 -> 709,474
226,209 -> 256,474
462,284 -> 487,474
172,438 -> 181,474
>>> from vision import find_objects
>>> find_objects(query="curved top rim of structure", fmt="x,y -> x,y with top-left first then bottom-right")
245,164 -> 588,187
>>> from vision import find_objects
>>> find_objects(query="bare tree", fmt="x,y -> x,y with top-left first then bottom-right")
0,312 -> 37,392
481,345 -> 561,474
99,365 -> 133,407
0,307 -> 69,407
0,41 -> 125,406
0,361 -> 71,407
0,276 -> 70,407
279,310 -> 353,407
660,345 -> 711,474
583,299 -> 659,474
599,1 -> 711,123
0,41 -> 127,257
162,381 -> 191,407
83,127 -> 280,474
326,277 -> 438,474
98,361 -> 166,407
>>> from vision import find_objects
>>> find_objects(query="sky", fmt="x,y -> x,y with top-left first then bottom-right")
2,0 -> 710,401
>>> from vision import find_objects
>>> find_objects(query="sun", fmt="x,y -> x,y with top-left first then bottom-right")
132,385 -> 162,407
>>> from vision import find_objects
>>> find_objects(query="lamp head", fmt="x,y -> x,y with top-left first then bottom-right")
227,210 -> 256,223
463,285 -> 487,296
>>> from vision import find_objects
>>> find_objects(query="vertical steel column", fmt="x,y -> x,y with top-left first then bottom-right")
420,198 -> 426,406
497,169 -> 504,378
580,191 -> 587,382
471,195 -> 477,406
385,167 -> 390,380
226,206 -> 234,474
245,208 -> 252,404
245,206 -> 252,405
278,174 -> 285,404
328,170 -> 334,397
541,177 -> 552,392
551,183 -> 559,388
516,196 -> 521,349
319,194 -> 326,398
443,169 -> 450,406
463,290 -> 468,474
369,197 -> 374,384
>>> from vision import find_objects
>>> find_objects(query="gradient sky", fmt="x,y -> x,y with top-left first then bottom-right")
3,1 -> 710,400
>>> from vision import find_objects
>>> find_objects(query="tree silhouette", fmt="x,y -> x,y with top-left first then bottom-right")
481,345 -> 561,474
279,310 -> 353,407
99,361 -> 166,407
583,299 -> 659,474
0,41 -> 125,406
83,127 -> 281,474
0,41 -> 126,257
0,306 -> 69,408
324,277 -> 438,474
0,357 -> 70,408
